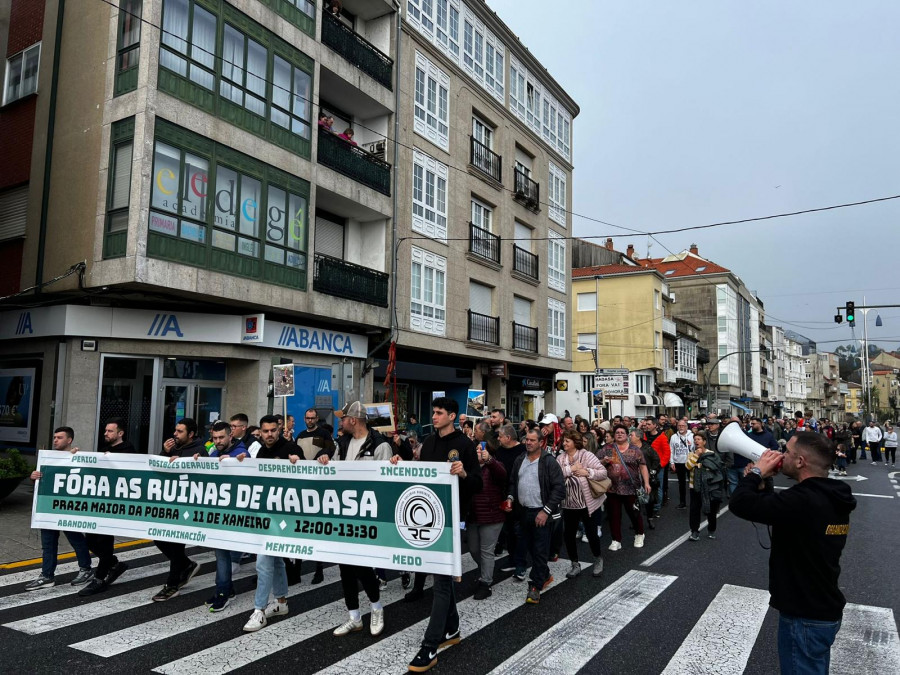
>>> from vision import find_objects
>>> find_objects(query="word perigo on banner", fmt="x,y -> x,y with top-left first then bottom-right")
31,450 -> 462,575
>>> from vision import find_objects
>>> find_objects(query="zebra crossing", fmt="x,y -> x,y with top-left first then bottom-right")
1,544 -> 898,674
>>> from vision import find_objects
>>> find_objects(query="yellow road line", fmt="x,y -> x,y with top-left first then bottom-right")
0,539 -> 151,570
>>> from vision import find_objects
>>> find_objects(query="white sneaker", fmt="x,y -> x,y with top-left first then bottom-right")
634,534 -> 645,548
333,618 -> 363,636
597,526 -> 602,537
581,534 -> 589,543
608,540 -> 622,551
264,600 -> 289,618
370,608 -> 384,636
243,609 -> 267,632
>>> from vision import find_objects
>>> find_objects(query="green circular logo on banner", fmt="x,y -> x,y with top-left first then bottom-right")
395,486 -> 445,548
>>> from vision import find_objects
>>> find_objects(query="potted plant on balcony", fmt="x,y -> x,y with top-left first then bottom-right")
0,448 -> 32,503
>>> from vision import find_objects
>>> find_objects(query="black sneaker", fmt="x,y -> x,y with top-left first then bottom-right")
205,590 -> 235,606
526,586 -> 540,604
311,568 -> 324,585
177,560 -> 199,589
106,561 -> 129,586
439,628 -> 461,648
78,577 -> 109,597
676,503 -> 687,509
209,593 -> 231,612
401,572 -> 411,589
473,583 -> 492,600
152,585 -> 179,602
408,647 -> 438,673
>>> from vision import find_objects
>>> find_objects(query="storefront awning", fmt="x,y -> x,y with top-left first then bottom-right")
730,400 -> 752,413
634,393 -> 663,407
663,392 -> 684,408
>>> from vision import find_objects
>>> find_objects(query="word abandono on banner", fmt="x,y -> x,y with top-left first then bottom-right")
31,451 -> 462,575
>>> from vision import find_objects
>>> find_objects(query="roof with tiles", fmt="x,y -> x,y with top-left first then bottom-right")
572,263 -> 654,278
636,251 -> 731,278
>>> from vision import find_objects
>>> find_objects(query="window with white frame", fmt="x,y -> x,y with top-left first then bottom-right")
548,162 -> 567,226
412,150 -> 448,241
514,220 -> 532,251
471,197 -> 492,231
472,116 -> 492,148
548,298 -> 566,358
577,332 -> 596,350
635,374 -> 652,393
576,292 -> 596,311
509,55 -> 572,160
548,231 -> 566,292
4,43 -> 40,105
435,0 -> 460,58
410,246 -> 446,336
413,51 -> 449,152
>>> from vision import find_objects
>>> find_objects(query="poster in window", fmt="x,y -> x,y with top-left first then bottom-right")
0,368 -> 35,443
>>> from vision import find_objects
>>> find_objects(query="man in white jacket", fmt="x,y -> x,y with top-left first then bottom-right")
862,420 -> 883,465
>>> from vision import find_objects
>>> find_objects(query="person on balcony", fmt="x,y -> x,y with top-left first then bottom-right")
338,127 -> 357,146
318,112 -> 334,133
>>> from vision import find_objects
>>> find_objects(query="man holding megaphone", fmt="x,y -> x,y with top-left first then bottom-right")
730,432 -> 857,675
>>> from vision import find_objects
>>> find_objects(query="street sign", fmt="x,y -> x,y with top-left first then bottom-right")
606,394 -> 629,400
596,368 -> 629,376
594,374 -> 629,396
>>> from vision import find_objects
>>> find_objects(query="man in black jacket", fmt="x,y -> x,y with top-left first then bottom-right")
730,431 -> 856,674
78,417 -> 139,597
507,428 -> 564,605
151,417 -> 209,602
400,397 -> 481,674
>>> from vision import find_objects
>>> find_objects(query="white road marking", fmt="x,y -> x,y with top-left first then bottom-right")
641,506 -> 730,567
488,570 -> 676,674
831,603 -> 900,674
4,552 -> 222,634
0,545 -> 162,588
0,552 -> 214,612
153,557 -> 480,674
313,559 -> 588,675
661,584 -> 770,674
71,565 -> 343,657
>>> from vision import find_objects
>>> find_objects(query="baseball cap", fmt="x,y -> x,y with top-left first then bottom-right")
706,416 -> 721,424
334,401 -> 367,420
539,413 -> 559,425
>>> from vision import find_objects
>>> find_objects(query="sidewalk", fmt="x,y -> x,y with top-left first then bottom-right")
0,479 -> 143,568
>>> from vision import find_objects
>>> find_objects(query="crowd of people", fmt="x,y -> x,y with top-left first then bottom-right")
25,401 -> 871,673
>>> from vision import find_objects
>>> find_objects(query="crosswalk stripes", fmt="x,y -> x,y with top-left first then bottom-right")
151,557 -> 481,675
0,544 -> 162,589
488,570 -> 677,675
313,559 -> 590,675
661,585 -> 771,674
69,564 -> 343,657
5,553 -> 228,635
0,551 -> 215,612
831,603 -> 900,674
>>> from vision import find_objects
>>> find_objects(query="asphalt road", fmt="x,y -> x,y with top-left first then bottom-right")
1,462 -> 898,674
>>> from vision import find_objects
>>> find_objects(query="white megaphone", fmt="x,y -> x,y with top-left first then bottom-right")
717,422 -> 764,463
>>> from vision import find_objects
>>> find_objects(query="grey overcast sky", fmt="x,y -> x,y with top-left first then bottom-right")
486,0 -> 900,352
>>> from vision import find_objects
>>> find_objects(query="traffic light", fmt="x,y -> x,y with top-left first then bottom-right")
846,301 -> 855,327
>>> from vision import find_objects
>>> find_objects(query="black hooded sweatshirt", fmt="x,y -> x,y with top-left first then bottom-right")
730,474 -> 857,621
418,428 -> 482,522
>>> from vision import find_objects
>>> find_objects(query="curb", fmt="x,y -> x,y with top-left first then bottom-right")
0,539 -> 152,570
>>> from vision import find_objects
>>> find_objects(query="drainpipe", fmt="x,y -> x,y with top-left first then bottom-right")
35,0 -> 66,292
364,1 -> 402,374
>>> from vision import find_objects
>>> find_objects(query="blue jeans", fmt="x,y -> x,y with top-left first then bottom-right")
254,555 -> 288,610
215,549 -> 243,596
41,529 -> 92,578
727,467 -> 743,496
777,613 -> 841,674
517,507 -> 551,589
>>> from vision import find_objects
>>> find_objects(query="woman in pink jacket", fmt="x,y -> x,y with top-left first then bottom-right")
557,430 -> 607,578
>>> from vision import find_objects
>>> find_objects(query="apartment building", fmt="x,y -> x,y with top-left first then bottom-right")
376,0 -> 579,423
783,333 -> 808,416
0,0 -> 400,451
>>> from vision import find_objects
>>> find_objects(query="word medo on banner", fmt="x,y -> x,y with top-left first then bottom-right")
33,450 -> 462,575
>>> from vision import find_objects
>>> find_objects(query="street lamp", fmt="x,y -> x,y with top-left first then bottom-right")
577,345 -> 599,421
859,298 -> 884,421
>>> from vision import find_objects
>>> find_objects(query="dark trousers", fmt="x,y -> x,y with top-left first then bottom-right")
689,488 -> 721,534
517,507 -> 551,589
661,466 -> 670,503
338,564 -> 380,611
848,443 -> 858,463
562,508 -> 602,561
85,533 -> 117,579
674,463 -> 688,505
886,447 -> 897,464
155,540 -> 191,587
499,513 -> 519,559
549,514 -> 563,558
606,493 -> 643,541
422,574 -> 458,650
868,440 -> 882,462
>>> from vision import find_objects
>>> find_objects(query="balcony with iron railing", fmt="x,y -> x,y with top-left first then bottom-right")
470,137 -> 502,183
469,222 -> 501,265
322,11 -> 394,90
313,253 -> 389,307
512,245 -> 539,282
513,169 -> 539,211
512,322 -> 538,353
317,128 -> 391,196
468,310 -> 500,346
